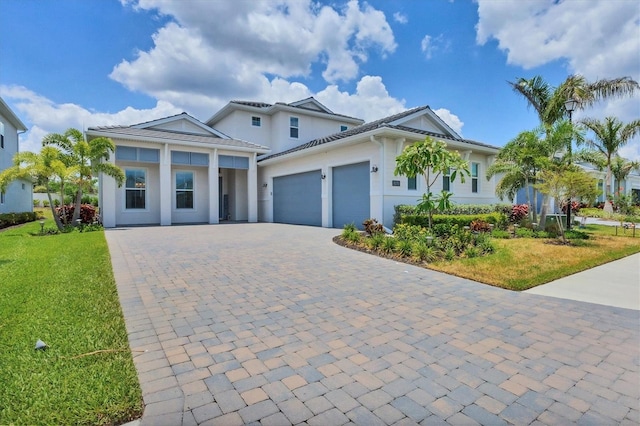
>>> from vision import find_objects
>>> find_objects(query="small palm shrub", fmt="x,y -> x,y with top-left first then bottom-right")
381,236 -> 396,254
367,233 -> 386,250
395,239 -> 413,257
412,242 -> 438,262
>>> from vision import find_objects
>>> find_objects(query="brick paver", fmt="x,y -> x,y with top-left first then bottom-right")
106,223 -> 640,425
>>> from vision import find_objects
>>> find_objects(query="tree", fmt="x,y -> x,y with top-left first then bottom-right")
43,128 -> 124,224
536,166 -> 598,242
509,74 -> 637,225
394,136 -> 470,228
580,117 -> 640,200
0,147 -> 74,230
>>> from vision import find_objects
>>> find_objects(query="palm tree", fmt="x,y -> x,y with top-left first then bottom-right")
43,128 -> 124,224
510,75 -> 639,127
580,117 -> 640,200
610,155 -> 640,200
0,147 -> 73,230
509,74 -> 638,225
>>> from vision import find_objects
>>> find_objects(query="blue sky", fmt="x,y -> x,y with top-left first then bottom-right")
1,0 -> 639,159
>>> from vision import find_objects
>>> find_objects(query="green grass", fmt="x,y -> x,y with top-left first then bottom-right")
0,217 -> 143,425
428,224 -> 640,290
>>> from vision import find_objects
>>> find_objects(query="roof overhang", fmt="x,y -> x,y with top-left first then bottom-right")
258,126 -> 499,166
0,97 -> 28,131
86,128 -> 270,155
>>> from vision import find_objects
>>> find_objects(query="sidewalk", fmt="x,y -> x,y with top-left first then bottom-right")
525,253 -> 640,310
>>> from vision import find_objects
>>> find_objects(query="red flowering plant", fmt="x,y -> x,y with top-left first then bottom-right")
56,204 -> 98,225
509,204 -> 529,223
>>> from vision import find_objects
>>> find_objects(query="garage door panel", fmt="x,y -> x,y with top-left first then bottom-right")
332,162 -> 370,229
273,170 -> 322,226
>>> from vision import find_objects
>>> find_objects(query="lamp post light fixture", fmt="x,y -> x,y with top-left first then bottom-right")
39,219 -> 45,235
564,97 -> 579,230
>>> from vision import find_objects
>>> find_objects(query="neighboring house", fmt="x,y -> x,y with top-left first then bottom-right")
87,113 -> 269,227
94,98 -> 502,228
0,96 -> 31,214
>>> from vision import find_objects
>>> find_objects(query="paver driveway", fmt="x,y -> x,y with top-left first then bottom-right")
106,223 -> 639,425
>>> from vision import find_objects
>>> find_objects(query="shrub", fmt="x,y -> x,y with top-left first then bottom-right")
401,213 -> 503,229
444,247 -> 455,261
510,204 -> 529,223
0,212 -> 38,230
381,236 -> 396,254
346,231 -> 361,244
56,204 -> 98,225
43,200 -> 50,207
33,199 -> 40,207
565,230 -> 589,240
363,218 -> 384,236
491,229 -> 511,239
392,223 -> 431,243
395,239 -> 413,257
393,203 -> 512,225
515,227 -> 534,238
412,242 -> 437,262
464,246 -> 480,258
367,233 -> 386,250
470,219 -> 491,232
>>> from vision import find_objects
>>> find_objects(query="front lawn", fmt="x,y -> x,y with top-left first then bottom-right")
337,224 -> 640,291
0,217 -> 143,425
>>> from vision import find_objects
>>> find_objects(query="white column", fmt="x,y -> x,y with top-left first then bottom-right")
209,149 -> 219,224
100,156 -> 117,228
159,143 -> 171,226
248,152 -> 258,222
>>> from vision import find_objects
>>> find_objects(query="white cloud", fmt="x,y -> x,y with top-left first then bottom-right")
475,0 -> 640,160
315,75 -> 406,122
420,34 -> 449,60
433,108 -> 464,137
393,12 -> 407,24
112,0 -> 397,108
0,85 -> 181,153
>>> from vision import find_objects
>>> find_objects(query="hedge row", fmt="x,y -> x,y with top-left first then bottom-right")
0,212 -> 39,230
400,212 -> 505,228
394,204 -> 512,225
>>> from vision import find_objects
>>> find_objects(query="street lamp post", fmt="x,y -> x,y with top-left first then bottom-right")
564,97 -> 579,230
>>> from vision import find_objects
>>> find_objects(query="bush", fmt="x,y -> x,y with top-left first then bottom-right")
363,218 -> 384,236
0,212 -> 38,230
367,233 -> 386,250
381,236 -> 396,254
393,203 -> 511,225
43,200 -> 50,207
400,213 -> 504,229
515,227 -> 534,238
33,199 -> 40,207
470,219 -> 491,232
510,204 -> 529,223
56,204 -> 98,225
392,223 -> 431,243
491,229 -> 511,239
565,230 -> 589,240
395,239 -> 413,257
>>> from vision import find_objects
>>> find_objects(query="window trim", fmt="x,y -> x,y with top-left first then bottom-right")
289,116 -> 299,139
175,170 -> 195,210
123,168 -> 148,211
471,162 -> 479,193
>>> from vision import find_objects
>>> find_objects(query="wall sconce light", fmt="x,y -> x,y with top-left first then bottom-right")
262,183 -> 268,188
371,165 -> 379,173
321,173 -> 326,180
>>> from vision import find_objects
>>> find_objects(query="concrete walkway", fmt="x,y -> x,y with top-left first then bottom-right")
525,253 -> 640,310
106,224 -> 639,425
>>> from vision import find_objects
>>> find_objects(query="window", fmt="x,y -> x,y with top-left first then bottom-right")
340,125 -> 348,132
0,122 -> 4,149
442,168 -> 451,192
0,192 -> 4,204
290,117 -> 299,138
125,169 -> 146,209
408,176 -> 417,190
176,171 -> 194,209
471,162 -> 479,193
171,151 -> 209,166
116,146 -> 160,163
252,116 -> 261,127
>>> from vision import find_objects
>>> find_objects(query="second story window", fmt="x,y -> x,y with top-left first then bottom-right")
471,162 -> 479,193
290,117 -> 299,138
408,176 -> 417,191
251,116 -> 261,127
340,125 -> 348,132
0,122 -> 4,149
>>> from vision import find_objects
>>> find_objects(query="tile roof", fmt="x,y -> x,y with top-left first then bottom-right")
87,126 -> 269,151
259,106 -> 498,162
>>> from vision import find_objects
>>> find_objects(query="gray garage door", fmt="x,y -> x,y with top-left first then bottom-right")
332,162 -> 370,229
273,170 -> 322,226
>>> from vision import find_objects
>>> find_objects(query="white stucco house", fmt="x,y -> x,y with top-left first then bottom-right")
93,98 -> 502,228
0,96 -> 32,214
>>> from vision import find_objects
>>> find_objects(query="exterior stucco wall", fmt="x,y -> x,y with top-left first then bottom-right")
0,112 -> 32,214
